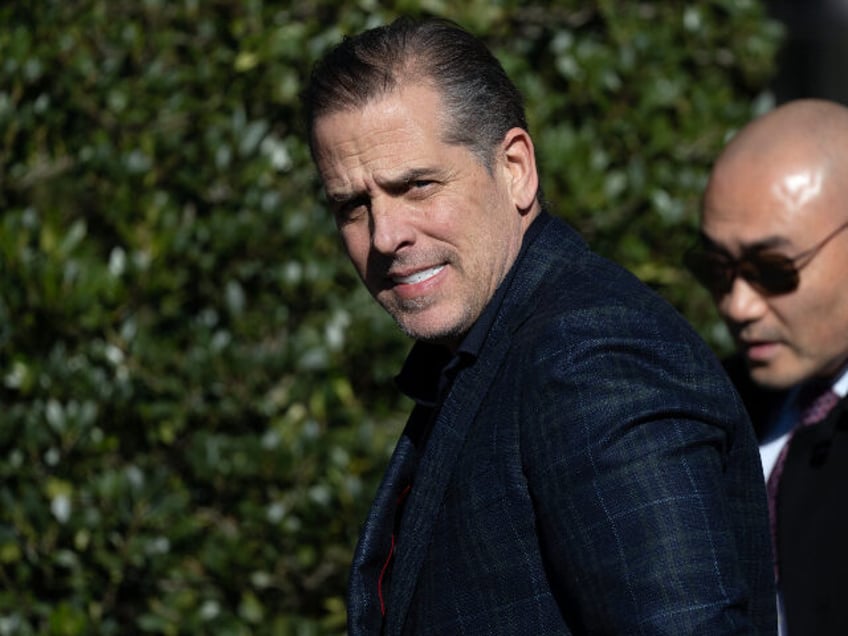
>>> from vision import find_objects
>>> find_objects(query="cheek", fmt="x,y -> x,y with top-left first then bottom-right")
339,227 -> 370,275
781,282 -> 847,354
816,288 -> 848,351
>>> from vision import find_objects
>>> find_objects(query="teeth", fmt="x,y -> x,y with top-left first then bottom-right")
395,265 -> 444,284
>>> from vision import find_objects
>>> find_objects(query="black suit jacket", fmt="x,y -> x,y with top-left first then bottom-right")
779,394 -> 848,634
727,355 -> 848,635
348,215 -> 776,634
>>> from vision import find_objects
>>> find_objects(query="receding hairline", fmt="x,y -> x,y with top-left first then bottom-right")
305,15 -> 531,179
310,76 -> 460,150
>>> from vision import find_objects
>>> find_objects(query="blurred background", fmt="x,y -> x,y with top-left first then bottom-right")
0,1 -> 843,634
767,0 -> 848,104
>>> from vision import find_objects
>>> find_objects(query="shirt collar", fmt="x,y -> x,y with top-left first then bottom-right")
831,364 -> 848,398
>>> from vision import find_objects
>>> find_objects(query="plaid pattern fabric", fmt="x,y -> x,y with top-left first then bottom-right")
348,215 -> 777,635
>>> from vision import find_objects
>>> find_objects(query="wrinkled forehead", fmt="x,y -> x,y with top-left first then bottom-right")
313,84 -> 452,193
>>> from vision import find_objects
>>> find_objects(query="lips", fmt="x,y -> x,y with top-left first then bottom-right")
740,339 -> 781,363
391,265 -> 445,285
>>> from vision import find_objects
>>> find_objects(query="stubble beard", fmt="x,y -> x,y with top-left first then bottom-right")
380,292 -> 472,346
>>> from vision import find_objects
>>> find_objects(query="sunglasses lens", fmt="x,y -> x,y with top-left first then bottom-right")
684,247 -> 801,296
747,253 -> 799,294
684,249 -> 733,295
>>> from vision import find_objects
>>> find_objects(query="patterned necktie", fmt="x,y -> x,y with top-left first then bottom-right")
766,382 -> 841,579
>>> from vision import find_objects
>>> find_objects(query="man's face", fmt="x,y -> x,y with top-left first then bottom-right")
313,84 -> 533,348
701,158 -> 848,389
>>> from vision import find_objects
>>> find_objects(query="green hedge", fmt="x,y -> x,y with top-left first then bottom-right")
0,1 -> 781,634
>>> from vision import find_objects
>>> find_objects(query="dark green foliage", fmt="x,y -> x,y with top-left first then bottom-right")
0,1 -> 781,633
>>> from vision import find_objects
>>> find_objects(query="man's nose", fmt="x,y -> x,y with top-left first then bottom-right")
370,198 -> 415,254
717,276 -> 769,326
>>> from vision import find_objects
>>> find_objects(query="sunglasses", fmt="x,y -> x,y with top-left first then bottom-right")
685,219 -> 848,297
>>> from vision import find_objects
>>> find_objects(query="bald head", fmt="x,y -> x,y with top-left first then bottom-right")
698,99 -> 848,390
720,99 -> 848,163
707,99 -> 848,225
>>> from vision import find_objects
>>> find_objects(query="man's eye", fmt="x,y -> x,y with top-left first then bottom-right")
406,180 -> 435,196
334,200 -> 367,224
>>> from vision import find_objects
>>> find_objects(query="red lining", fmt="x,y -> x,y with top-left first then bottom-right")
378,483 -> 413,616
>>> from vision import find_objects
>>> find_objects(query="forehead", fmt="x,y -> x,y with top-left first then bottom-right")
312,84 -> 450,191
702,154 -> 834,251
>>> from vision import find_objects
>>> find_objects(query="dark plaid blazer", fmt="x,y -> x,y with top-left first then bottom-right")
348,214 -> 776,635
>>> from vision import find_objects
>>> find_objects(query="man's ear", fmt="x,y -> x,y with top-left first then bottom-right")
500,127 -> 539,213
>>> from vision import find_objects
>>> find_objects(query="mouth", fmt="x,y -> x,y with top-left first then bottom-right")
739,338 -> 781,363
391,264 -> 446,286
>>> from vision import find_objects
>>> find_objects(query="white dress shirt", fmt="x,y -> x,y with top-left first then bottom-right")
759,367 -> 848,480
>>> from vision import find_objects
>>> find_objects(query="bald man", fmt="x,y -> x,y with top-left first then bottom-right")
688,98 -> 848,635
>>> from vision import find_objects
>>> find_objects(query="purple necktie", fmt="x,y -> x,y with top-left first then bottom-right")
766,383 -> 840,579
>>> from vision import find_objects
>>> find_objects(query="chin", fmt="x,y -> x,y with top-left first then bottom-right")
748,364 -> 806,392
395,314 -> 469,348
399,323 -> 463,347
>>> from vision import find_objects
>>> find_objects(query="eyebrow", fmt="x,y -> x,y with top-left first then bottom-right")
326,189 -> 359,205
376,167 -> 443,192
326,166 -> 444,204
698,230 -> 795,254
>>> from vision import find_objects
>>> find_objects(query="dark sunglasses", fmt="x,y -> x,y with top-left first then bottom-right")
685,219 -> 848,297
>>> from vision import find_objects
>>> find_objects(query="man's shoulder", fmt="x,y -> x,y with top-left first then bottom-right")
503,217 -> 724,380
523,214 -> 660,304
518,215 -> 698,338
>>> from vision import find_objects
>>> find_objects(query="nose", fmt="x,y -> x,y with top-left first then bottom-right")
716,276 -> 768,326
370,197 -> 415,255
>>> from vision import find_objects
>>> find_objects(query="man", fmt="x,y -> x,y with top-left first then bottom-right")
687,98 -> 848,635
304,16 -> 775,635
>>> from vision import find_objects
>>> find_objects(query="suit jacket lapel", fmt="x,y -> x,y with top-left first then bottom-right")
348,435 -> 418,635
383,214 -> 565,633
383,330 -> 513,634
383,229 -> 557,632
